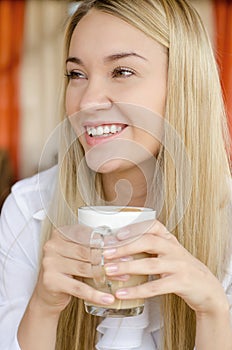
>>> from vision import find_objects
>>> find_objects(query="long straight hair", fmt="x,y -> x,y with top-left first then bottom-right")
40,1 -> 231,349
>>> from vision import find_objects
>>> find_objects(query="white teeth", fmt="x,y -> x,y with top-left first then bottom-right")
86,124 -> 124,137
91,128 -> 97,136
110,125 -> 117,134
87,127 -> 97,136
96,126 -> 104,136
103,125 -> 110,134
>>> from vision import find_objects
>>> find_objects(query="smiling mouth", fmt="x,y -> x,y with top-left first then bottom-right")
85,123 -> 127,137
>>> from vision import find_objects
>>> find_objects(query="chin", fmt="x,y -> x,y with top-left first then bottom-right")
86,158 -> 133,174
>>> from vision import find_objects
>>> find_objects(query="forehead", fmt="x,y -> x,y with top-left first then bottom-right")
69,9 -> 166,60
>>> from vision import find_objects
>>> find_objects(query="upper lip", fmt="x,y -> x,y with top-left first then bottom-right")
82,121 -> 128,128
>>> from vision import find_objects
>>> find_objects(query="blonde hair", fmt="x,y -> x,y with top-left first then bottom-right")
40,1 -> 231,349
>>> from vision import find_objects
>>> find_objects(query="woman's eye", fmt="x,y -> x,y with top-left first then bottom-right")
65,71 -> 87,80
111,67 -> 135,78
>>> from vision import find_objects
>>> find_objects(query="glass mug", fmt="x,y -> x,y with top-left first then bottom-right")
78,206 -> 156,317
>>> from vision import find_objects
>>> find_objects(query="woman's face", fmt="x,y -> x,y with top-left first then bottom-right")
66,9 -> 167,173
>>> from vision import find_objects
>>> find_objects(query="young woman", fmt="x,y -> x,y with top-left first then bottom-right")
1,1 -> 232,350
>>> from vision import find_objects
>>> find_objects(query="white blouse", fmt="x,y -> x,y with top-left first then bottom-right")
0,166 -> 232,350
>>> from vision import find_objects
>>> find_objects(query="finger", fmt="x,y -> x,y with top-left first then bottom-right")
105,257 -> 176,277
57,240 -> 90,262
55,256 -> 93,278
56,224 -> 92,246
108,275 -> 130,281
57,274 -> 115,305
45,231 -> 91,262
115,275 -> 178,299
103,233 -> 178,260
116,219 -> 171,241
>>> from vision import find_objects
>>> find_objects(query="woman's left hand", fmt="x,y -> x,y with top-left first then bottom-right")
103,219 -> 230,316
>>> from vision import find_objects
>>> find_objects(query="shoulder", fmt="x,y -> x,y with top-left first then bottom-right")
12,164 -> 57,198
1,165 -> 58,223
0,166 -> 58,264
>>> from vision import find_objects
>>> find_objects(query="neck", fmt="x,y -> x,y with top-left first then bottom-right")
101,158 -> 156,207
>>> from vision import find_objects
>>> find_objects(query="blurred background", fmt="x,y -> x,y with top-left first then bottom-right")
0,0 -> 231,209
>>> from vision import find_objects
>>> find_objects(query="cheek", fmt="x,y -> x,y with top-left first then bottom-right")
143,88 -> 166,117
65,86 -> 72,115
65,85 -> 80,116
134,129 -> 161,156
124,81 -> 166,117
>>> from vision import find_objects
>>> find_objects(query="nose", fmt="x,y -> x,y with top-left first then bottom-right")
79,77 -> 112,113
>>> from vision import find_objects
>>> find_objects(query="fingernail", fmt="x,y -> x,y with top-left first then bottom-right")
105,264 -> 118,274
117,229 -> 130,239
103,248 -> 116,257
120,256 -> 133,262
101,294 -> 115,304
116,289 -> 128,298
118,274 -> 130,281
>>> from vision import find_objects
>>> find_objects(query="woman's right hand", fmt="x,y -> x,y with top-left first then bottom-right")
32,225 -> 115,315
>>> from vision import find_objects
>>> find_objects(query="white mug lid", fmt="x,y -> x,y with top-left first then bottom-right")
78,206 -> 156,229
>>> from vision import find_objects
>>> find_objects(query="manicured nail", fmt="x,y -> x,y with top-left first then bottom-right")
103,248 -> 117,257
120,256 -> 133,262
105,264 -> 118,274
116,289 -> 128,298
117,275 -> 130,281
101,294 -> 115,304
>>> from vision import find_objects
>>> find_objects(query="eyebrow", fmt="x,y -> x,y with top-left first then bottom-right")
103,52 -> 148,63
66,57 -> 84,65
66,52 -> 148,65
